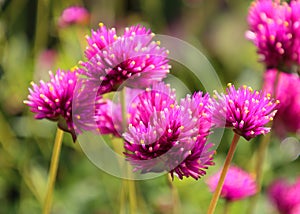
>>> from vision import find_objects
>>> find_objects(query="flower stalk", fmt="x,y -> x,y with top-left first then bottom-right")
120,88 -> 137,214
43,128 -> 64,214
167,174 -> 181,214
207,133 -> 240,214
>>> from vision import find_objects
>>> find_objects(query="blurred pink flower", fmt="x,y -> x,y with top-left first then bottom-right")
263,69 -> 300,137
58,6 -> 90,28
206,166 -> 257,201
268,177 -> 300,214
246,0 -> 300,69
210,83 -> 278,140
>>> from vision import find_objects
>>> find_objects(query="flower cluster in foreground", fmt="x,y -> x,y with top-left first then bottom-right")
24,20 -> 280,183
123,83 -> 215,180
207,166 -> 257,201
268,177 -> 300,214
211,83 -> 279,140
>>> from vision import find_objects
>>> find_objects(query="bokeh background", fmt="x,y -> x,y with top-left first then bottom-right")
0,0 -> 299,213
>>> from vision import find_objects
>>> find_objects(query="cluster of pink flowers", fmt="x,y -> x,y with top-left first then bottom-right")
268,177 -> 300,214
25,6 -> 280,181
246,0 -> 300,69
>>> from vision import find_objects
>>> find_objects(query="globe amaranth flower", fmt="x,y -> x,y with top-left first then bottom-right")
246,0 -> 300,69
24,69 -> 78,140
79,23 -> 170,95
24,69 -> 103,141
123,83 -> 215,180
263,69 -> 300,137
58,6 -> 90,28
206,166 -> 257,201
268,177 -> 300,214
211,83 -> 279,140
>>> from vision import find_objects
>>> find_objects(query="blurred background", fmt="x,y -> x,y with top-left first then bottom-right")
0,0 -> 299,213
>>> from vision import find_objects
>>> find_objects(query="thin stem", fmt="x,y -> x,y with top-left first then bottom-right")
223,200 -> 231,214
207,133 -> 240,214
120,88 -> 137,214
247,132 -> 271,214
248,69 -> 278,214
128,176 -> 137,214
167,174 -> 181,214
43,128 -> 64,214
120,88 -> 127,132
119,180 -> 126,214
255,133 -> 271,192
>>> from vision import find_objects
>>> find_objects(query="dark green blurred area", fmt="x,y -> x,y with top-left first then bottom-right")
0,0 -> 299,213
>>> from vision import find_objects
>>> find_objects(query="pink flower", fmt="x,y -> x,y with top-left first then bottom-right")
79,23 -> 170,95
24,69 -> 78,139
207,166 -> 257,201
211,83 -> 279,140
263,69 -> 300,137
268,177 -> 300,214
123,83 -> 215,180
58,6 -> 90,28
246,0 -> 300,69
24,69 -> 104,141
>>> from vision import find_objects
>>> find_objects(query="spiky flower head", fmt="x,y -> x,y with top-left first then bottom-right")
24,69 -> 78,139
211,83 -> 279,140
246,0 -> 300,69
95,99 -> 122,137
58,6 -> 90,28
207,166 -> 257,201
268,178 -> 300,214
80,23 -> 170,95
263,69 -> 300,137
123,83 -> 215,180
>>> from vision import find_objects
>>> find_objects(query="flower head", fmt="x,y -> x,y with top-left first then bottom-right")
95,99 -> 122,137
24,69 -> 78,139
58,6 -> 90,28
80,23 -> 170,95
123,83 -> 214,180
211,83 -> 279,140
263,69 -> 300,137
268,177 -> 300,214
246,0 -> 300,69
207,166 -> 257,201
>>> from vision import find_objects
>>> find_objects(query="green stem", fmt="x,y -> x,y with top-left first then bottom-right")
128,176 -> 137,214
223,200 -> 231,214
120,88 -> 127,132
43,128 -> 64,214
33,0 -> 50,55
248,69 -> 278,214
119,180 -> 126,214
120,88 -> 137,214
247,132 -> 271,214
207,133 -> 240,214
167,174 -> 181,214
